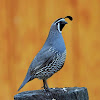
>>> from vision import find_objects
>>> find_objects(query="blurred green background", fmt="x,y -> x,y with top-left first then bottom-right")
0,0 -> 100,100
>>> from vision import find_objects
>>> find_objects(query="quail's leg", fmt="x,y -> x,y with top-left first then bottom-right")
43,79 -> 49,90
45,80 -> 49,89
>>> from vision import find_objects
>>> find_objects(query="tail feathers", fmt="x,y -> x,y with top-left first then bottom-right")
18,73 -> 31,91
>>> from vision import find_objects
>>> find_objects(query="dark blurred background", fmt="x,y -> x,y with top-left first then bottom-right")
0,0 -> 100,100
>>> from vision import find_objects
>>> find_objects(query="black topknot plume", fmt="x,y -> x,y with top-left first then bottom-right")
64,16 -> 73,21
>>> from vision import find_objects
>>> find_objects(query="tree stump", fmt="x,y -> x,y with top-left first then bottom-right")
14,87 -> 89,100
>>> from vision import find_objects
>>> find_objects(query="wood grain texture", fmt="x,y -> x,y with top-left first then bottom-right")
14,87 -> 89,100
0,0 -> 100,100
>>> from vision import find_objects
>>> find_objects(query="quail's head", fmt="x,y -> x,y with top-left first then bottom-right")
50,16 -> 73,33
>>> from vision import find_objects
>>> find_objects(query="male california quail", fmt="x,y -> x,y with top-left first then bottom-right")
18,16 -> 73,91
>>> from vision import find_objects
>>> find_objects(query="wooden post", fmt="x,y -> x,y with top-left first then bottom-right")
14,87 -> 89,100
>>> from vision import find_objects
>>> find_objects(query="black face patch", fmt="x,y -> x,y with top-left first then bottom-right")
60,24 -> 65,31
56,22 -> 66,32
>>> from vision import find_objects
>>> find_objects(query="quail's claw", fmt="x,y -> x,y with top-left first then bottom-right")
41,86 -> 44,89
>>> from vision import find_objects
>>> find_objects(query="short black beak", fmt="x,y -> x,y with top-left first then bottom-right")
65,21 -> 68,24
61,21 -> 68,25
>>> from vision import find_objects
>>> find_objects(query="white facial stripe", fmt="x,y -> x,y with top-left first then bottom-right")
54,19 -> 65,25
58,23 -> 62,33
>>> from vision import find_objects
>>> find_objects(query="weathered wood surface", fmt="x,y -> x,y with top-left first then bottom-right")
14,87 -> 89,100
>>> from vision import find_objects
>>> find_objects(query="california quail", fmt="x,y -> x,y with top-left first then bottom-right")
18,16 -> 73,91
